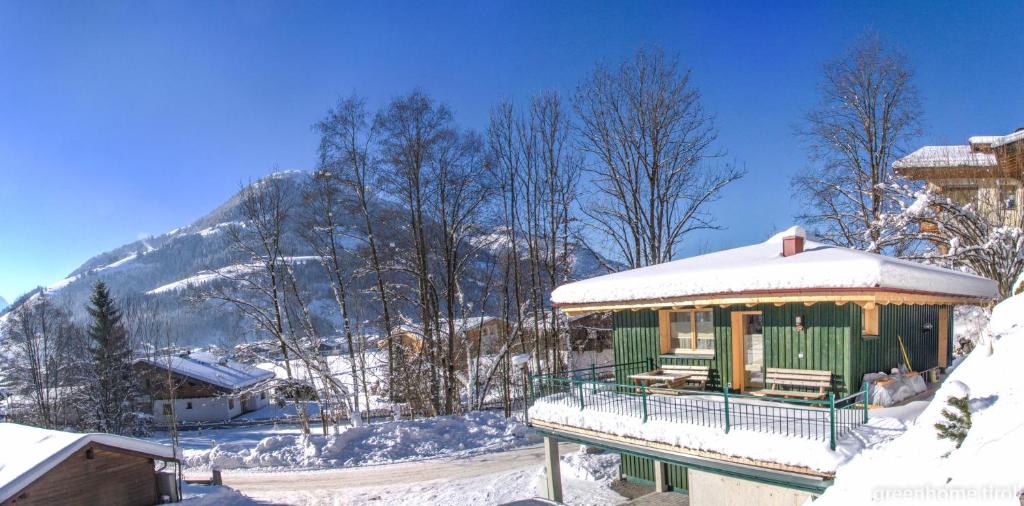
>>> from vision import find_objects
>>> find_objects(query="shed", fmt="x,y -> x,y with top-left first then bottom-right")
0,423 -> 180,506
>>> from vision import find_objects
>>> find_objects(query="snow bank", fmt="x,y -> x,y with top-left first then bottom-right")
183,411 -> 540,470
816,294 -> 1024,505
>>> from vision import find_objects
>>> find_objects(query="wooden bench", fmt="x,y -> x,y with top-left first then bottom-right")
749,368 -> 832,400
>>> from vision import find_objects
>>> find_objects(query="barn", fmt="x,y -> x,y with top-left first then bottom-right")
0,423 -> 180,506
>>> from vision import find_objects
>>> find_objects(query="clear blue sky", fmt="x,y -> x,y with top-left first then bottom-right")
1,1 -> 1022,302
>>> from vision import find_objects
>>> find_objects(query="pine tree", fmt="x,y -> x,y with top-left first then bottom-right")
84,282 -> 140,435
934,395 -> 971,449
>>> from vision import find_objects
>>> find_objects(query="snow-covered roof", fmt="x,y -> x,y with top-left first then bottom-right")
0,423 -> 180,503
892,145 -> 997,169
551,226 -> 998,307
135,351 -> 274,391
991,129 -> 1024,148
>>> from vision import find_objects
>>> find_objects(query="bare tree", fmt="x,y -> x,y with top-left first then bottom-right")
376,91 -> 452,415
575,47 -> 743,268
314,96 -> 401,401
794,32 -> 923,253
0,294 -> 82,428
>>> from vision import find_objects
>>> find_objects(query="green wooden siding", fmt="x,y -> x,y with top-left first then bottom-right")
853,304 -> 944,378
621,454 -> 688,490
613,304 -> 855,395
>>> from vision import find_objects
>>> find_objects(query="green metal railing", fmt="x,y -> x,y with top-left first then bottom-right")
528,364 -> 869,451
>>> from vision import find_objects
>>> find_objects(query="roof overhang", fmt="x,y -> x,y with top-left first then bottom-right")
554,287 -> 993,316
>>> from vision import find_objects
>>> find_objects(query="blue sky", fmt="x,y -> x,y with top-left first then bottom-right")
1,1 -> 1022,302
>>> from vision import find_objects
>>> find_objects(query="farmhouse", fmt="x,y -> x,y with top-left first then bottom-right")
895,128 -> 1023,229
528,226 -> 997,505
134,352 -> 274,424
0,423 -> 180,506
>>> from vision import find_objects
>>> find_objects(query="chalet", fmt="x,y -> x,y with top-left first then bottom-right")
382,317 -> 509,357
0,423 -> 180,506
528,226 -> 997,505
134,352 -> 274,424
894,128 -> 1024,229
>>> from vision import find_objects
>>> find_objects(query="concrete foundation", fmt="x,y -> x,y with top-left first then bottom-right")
688,469 -> 814,506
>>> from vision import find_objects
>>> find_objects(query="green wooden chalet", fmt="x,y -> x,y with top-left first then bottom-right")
528,226 -> 997,505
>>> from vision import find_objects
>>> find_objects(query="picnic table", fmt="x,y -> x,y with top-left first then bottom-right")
628,371 -> 694,389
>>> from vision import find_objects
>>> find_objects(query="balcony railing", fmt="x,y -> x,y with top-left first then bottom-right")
528,361 -> 868,451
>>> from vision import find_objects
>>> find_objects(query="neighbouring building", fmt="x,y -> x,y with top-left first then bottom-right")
894,128 -> 1024,229
382,317 -> 510,359
527,226 -> 996,505
134,352 -> 274,424
0,422 -> 180,506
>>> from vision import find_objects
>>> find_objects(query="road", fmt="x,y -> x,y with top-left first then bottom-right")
184,443 -> 613,505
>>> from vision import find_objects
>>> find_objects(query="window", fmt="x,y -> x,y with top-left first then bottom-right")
862,306 -> 880,337
260,391 -> 266,400
186,401 -> 193,410
661,309 -> 715,355
1001,186 -> 1018,210
944,186 -> 979,207
228,398 -> 235,410
162,403 -> 172,415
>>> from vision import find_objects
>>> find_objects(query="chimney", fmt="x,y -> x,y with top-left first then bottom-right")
782,235 -> 805,257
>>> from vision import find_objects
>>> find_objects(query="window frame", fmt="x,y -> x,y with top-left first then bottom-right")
659,309 -> 715,356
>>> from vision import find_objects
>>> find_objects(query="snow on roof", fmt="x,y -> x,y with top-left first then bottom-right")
968,135 -> 1001,145
892,145 -> 997,169
991,128 -> 1024,148
135,352 -> 274,391
0,423 -> 179,503
550,226 -> 998,306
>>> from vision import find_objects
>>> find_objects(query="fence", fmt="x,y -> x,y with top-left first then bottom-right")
528,361 -> 869,450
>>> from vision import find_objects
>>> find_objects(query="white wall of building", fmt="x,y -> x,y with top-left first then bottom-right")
153,396 -> 241,424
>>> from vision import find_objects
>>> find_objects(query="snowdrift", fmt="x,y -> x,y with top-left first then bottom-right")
816,294 -> 1024,505
184,411 -> 539,470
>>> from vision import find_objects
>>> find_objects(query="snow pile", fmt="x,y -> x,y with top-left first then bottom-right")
530,394 -> 920,473
560,449 -> 620,484
816,294 -> 1024,505
184,411 -> 540,470
864,370 -> 928,407
551,226 -> 997,306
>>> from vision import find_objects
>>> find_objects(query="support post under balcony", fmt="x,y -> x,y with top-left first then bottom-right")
543,436 -> 563,503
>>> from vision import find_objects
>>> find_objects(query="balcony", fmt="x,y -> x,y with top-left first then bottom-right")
526,361 -> 872,479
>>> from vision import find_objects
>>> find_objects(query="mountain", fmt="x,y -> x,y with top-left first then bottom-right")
6,171 -> 614,346
0,296 -> 7,312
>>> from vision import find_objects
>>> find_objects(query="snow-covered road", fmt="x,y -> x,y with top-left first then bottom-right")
186,442 -> 626,505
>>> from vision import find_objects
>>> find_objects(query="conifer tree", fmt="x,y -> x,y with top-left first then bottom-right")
934,394 -> 971,449
84,282 -> 140,435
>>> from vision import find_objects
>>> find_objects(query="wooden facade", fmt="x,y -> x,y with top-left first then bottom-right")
612,302 -> 952,397
610,301 -> 953,489
1,445 -> 160,506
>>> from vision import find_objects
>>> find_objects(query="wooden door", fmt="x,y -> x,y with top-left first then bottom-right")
938,307 -> 950,368
730,311 -> 762,391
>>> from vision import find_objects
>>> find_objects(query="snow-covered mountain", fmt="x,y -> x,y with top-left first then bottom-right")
6,171 -> 614,346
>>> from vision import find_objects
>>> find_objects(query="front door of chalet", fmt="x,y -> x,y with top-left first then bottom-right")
730,311 -> 764,391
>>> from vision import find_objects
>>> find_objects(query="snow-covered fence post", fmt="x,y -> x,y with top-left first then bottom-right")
862,381 -> 869,424
722,383 -> 730,434
828,391 -> 836,451
640,384 -> 648,423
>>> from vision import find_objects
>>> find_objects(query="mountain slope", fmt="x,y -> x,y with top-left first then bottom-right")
7,171 -> 613,346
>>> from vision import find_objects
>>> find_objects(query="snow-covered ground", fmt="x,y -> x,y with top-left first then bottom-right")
817,294 -> 1024,505
163,411 -> 541,471
181,445 -> 625,506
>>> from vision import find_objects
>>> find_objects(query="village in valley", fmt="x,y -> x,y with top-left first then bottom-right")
1,3 -> 1023,506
